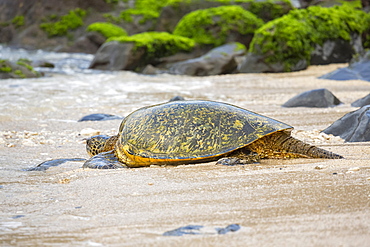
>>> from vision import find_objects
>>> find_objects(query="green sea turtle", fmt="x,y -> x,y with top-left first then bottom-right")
83,100 -> 342,169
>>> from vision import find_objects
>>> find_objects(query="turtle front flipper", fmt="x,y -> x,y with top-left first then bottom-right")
216,149 -> 260,166
83,150 -> 126,169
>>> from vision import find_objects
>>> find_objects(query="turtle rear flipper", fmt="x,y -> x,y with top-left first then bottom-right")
83,150 -> 126,169
250,131 -> 343,159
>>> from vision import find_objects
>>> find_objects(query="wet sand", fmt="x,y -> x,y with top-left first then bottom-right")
1,64 -> 370,246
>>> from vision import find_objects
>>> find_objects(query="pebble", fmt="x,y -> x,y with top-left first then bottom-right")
348,167 -> 360,172
58,178 -> 71,184
315,165 -> 325,170
80,128 -> 100,136
22,139 -> 37,147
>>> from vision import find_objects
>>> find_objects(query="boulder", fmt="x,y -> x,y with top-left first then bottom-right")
310,33 -> 363,65
89,41 -> 145,71
242,5 -> 367,73
282,88 -> 342,108
351,94 -> 370,107
319,50 -> 370,82
323,105 -> 370,142
173,6 -> 263,47
0,59 -> 42,79
61,32 -> 106,54
238,53 -> 307,73
168,43 -> 245,76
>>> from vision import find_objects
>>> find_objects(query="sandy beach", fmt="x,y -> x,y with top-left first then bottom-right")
1,64 -> 370,246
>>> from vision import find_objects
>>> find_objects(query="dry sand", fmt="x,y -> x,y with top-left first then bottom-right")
0,64 -> 370,246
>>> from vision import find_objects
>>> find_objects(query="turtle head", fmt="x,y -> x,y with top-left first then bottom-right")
85,135 -> 118,157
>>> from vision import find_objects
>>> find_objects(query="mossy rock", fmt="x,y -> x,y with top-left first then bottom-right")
156,0 -> 292,33
119,9 -> 159,25
40,8 -> 87,37
108,32 -> 195,61
173,5 -> 264,47
248,4 -> 369,72
87,22 -> 127,39
0,59 -> 42,79
91,32 -> 196,71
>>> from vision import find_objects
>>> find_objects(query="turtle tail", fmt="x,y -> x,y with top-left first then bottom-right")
272,132 -> 343,159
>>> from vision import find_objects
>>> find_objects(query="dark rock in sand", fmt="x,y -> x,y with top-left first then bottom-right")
163,224 -> 241,236
323,105 -> 370,142
163,225 -> 203,236
169,96 -> 185,101
282,88 -> 342,108
26,158 -> 86,171
78,113 -> 123,122
319,50 -> 370,82
351,94 -> 370,107
168,42 -> 245,76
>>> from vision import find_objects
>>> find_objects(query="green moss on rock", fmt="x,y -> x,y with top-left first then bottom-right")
108,31 -> 195,58
87,22 -> 127,38
11,15 -> 25,28
173,5 -> 264,47
120,9 -> 159,24
0,60 -> 12,73
40,8 -> 87,37
249,5 -> 369,71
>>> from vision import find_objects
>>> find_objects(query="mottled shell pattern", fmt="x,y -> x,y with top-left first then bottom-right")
114,100 -> 292,167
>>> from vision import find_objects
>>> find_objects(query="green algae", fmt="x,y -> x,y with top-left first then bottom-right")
108,31 -> 195,58
40,8 -> 87,37
173,5 -> 263,46
87,22 -> 127,38
249,5 -> 369,71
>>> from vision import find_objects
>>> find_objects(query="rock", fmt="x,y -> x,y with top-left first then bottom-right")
319,50 -> 370,82
310,33 -> 363,65
156,1 -> 222,32
141,64 -> 166,75
238,53 -> 308,73
322,105 -> 370,142
169,96 -> 185,101
282,88 -> 342,108
0,59 -> 42,79
163,224 -> 241,236
61,32 -> 106,54
168,42 -> 245,76
173,6 -> 263,47
89,41 -> 145,71
351,94 -> 370,107
26,158 -> 86,171
243,5 -> 366,73
78,113 -> 123,122
0,26 -> 15,43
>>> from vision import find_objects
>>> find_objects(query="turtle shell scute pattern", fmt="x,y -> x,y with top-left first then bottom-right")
117,101 -> 292,160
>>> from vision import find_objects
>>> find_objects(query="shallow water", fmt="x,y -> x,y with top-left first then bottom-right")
1,47 -> 370,246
